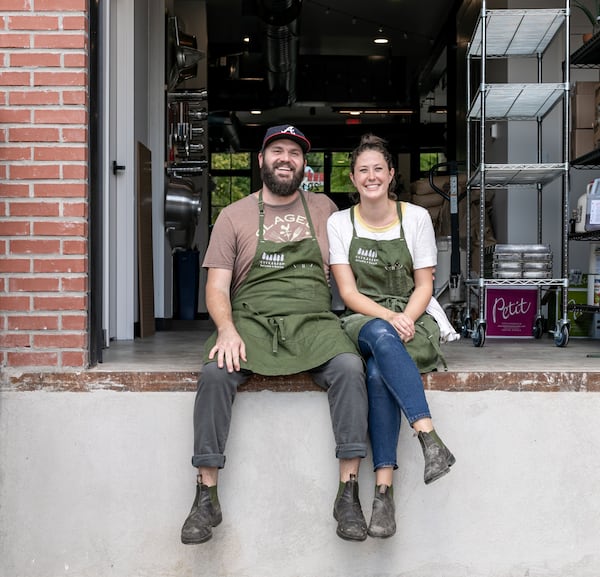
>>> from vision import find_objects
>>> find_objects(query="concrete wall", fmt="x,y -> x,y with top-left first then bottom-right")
1,389 -> 599,577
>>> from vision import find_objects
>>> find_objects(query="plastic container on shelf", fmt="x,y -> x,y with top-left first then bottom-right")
575,182 -> 592,233
585,178 -> 600,231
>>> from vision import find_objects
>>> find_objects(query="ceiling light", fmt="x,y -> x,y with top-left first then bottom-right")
361,109 -> 412,114
243,36 -> 250,43
374,26 -> 388,44
250,110 -> 262,115
336,108 -> 414,115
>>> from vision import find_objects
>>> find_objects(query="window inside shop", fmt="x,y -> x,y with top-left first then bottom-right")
330,152 -> 354,193
302,152 -> 326,192
209,152 -> 252,224
210,150 -> 361,216
420,151 -> 447,176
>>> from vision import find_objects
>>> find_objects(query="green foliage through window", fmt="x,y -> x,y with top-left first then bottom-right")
210,153 -> 251,225
330,152 -> 354,193
420,152 -> 446,175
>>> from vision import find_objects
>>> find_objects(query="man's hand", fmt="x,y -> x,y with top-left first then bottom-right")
208,325 -> 247,372
205,267 -> 247,372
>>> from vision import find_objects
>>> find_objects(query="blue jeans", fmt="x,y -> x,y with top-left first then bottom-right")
358,318 -> 431,471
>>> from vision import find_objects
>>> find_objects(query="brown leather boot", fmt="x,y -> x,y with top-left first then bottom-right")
333,474 -> 367,541
418,430 -> 456,485
181,477 -> 223,544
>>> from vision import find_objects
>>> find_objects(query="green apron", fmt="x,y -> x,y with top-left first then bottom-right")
340,202 -> 444,373
203,190 -> 358,375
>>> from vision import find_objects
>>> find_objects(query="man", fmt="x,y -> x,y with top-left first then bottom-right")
181,125 -> 369,544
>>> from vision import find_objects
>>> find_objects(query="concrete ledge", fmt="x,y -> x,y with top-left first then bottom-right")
3,368 -> 600,392
2,389 -> 600,576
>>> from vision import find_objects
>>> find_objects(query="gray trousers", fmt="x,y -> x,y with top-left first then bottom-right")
191,352 -> 368,469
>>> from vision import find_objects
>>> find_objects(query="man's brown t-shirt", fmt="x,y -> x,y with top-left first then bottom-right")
202,191 -> 338,296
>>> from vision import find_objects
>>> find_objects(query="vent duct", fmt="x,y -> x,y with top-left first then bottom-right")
256,0 -> 301,106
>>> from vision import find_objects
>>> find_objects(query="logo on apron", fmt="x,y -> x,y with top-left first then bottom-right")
259,251 -> 286,269
354,247 -> 379,266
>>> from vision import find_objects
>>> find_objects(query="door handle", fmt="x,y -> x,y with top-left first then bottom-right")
112,160 -> 126,175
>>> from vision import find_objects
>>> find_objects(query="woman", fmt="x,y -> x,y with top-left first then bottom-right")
327,134 -> 457,539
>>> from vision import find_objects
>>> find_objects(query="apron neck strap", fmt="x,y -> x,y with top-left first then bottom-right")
257,189 -> 316,241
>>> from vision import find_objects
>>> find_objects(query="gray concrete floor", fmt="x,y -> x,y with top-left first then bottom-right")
96,319 -> 600,373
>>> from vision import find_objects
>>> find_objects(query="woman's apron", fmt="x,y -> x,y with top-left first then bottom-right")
203,190 -> 358,375
340,203 -> 444,373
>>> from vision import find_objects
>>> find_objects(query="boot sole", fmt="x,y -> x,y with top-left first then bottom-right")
181,531 -> 213,545
367,527 -> 396,538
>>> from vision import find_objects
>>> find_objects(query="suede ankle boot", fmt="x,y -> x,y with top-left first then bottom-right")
333,474 -> 367,541
181,477 -> 223,544
418,430 -> 456,485
367,484 -> 396,538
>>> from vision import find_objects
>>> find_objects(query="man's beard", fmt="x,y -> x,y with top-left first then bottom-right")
261,162 -> 304,197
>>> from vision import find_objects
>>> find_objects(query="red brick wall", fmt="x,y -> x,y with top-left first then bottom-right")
0,0 -> 90,371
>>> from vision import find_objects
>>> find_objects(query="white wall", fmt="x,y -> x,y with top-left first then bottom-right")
1,389 -> 599,577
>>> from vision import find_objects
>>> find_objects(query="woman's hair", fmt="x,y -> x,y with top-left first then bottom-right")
348,133 -> 397,202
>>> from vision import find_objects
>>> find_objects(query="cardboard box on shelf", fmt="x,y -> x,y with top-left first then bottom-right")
574,81 -> 600,95
572,128 -> 595,159
573,93 -> 596,128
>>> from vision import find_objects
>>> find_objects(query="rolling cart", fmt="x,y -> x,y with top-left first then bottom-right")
464,2 -> 571,348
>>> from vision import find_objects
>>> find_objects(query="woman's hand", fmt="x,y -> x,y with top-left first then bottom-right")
388,311 -> 415,342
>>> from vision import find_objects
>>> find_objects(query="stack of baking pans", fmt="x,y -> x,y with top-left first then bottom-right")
484,244 -> 553,279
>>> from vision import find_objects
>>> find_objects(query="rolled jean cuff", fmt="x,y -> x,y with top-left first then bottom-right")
408,411 -> 432,425
191,453 -> 226,469
373,461 -> 398,472
336,442 -> 368,460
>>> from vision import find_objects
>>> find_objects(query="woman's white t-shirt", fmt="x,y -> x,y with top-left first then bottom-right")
327,202 -> 437,269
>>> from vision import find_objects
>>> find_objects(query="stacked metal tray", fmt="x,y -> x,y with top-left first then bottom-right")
484,244 -> 553,279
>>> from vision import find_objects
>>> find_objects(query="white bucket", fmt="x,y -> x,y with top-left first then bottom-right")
434,236 -> 452,292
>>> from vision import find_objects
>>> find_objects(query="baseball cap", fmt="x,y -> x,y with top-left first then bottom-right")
261,124 -> 311,153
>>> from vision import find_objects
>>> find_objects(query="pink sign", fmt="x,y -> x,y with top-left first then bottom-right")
485,287 -> 538,338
